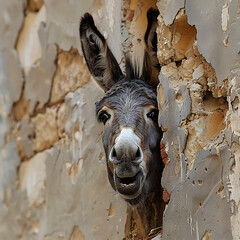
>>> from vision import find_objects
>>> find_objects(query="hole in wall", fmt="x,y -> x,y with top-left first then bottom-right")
170,9 -> 197,61
175,60 -> 182,67
158,9 -> 232,236
202,90 -> 228,141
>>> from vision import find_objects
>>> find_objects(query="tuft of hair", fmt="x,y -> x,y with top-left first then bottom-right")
125,8 -> 160,84
125,55 -> 146,81
125,57 -> 136,80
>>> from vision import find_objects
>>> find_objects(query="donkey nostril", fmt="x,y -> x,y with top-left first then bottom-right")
109,147 -> 118,163
112,148 -> 117,158
133,147 -> 142,163
136,148 -> 141,158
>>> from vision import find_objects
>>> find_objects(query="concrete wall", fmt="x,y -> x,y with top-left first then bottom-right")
0,0 -> 239,239
0,1 -> 126,239
157,0 -> 240,239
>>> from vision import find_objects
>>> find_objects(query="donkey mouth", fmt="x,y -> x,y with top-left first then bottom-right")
114,171 -> 144,198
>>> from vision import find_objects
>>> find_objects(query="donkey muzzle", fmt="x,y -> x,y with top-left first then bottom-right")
109,128 -> 145,199
109,128 -> 143,164
109,128 -> 144,177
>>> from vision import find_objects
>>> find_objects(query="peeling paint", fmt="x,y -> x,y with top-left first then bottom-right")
186,0 -> 240,85
16,5 -> 47,75
156,0 -> 185,26
0,1 -> 127,239
156,1 -> 240,238
51,48 -> 90,104
24,41 -> 56,113
1,0 -> 240,239
19,149 -> 48,206
222,3 -> 229,32
163,148 -> 233,239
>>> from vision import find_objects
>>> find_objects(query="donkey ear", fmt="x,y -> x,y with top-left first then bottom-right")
142,8 -> 160,88
79,13 -> 123,91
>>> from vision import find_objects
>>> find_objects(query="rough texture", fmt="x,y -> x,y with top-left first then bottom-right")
0,1 -> 126,239
157,0 -> 240,239
1,0 -> 240,239
51,48 -> 90,103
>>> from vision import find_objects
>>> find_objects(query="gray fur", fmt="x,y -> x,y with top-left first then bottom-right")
96,79 -> 163,204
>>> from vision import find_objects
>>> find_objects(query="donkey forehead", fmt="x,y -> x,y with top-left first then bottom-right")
96,80 -> 157,113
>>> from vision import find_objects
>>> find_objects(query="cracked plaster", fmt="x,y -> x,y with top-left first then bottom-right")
0,0 -> 128,239
16,5 -> 47,75
157,1 -> 240,239
158,0 -> 240,85
38,80 -> 126,240
0,0 -> 24,114
186,0 -> 240,85
163,149 -> 233,239
0,1 -> 24,148
1,0 -> 240,239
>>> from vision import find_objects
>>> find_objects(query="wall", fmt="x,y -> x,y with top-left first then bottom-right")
0,1 -> 126,239
157,0 -> 240,239
0,0 -> 240,239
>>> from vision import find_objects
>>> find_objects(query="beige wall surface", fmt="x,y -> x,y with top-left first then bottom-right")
0,1 -> 126,239
0,0 -> 240,239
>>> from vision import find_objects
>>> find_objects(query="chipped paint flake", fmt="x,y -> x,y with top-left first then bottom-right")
108,203 -> 115,217
19,149 -> 48,206
201,230 -> 210,240
16,5 -> 47,75
69,226 -> 85,240
65,159 -> 84,184
221,3 -> 229,33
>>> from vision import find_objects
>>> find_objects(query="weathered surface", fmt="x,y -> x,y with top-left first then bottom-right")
1,0 -> 240,239
157,0 -> 240,239
0,1 -> 126,239
51,48 -> 90,103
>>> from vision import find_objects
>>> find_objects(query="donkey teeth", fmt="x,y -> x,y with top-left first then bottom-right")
121,181 -> 136,187
122,183 -> 134,187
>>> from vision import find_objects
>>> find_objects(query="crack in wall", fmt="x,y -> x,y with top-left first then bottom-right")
1,0 -> 240,239
157,0 -> 240,239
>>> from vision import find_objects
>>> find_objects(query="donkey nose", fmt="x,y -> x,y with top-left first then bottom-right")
109,143 -> 143,164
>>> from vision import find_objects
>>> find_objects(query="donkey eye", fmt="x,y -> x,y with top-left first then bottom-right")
147,109 -> 158,124
98,111 -> 111,125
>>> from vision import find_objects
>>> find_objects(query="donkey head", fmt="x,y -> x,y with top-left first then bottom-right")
80,9 -> 163,205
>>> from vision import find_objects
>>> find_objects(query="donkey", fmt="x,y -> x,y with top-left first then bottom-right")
80,9 -> 164,237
